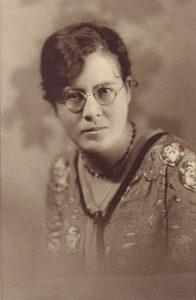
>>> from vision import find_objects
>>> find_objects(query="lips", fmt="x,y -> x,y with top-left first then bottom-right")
81,126 -> 106,133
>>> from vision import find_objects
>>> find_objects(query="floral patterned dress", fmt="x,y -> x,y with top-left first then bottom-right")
46,131 -> 196,274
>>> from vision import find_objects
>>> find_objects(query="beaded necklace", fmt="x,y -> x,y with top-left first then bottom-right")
83,121 -> 136,179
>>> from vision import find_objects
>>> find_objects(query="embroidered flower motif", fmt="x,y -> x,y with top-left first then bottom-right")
168,182 -> 175,190
48,215 -> 62,231
122,186 -> 131,198
129,175 -> 140,186
50,157 -> 70,193
148,214 -> 154,228
143,169 -> 157,182
179,160 -> 196,192
156,199 -> 163,206
159,166 -> 167,177
160,143 -> 184,167
170,224 -> 181,230
119,186 -> 131,207
125,232 -> 136,236
173,195 -> 181,203
65,226 -> 81,252
122,242 -> 137,249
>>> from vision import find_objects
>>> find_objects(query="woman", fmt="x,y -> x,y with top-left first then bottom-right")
40,22 -> 196,274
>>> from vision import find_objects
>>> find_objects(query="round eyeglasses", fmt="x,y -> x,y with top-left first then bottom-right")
60,83 -> 125,113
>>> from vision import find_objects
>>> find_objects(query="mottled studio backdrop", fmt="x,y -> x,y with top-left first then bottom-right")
1,0 -> 196,298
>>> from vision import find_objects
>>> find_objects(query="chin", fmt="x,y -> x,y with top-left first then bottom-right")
80,146 -> 103,154
77,141 -> 105,154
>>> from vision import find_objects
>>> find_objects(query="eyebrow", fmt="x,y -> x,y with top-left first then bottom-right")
64,81 -> 119,92
93,81 -> 117,88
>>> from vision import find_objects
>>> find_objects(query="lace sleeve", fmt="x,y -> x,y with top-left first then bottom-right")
156,138 -> 196,271
46,156 -> 71,255
166,151 -> 196,270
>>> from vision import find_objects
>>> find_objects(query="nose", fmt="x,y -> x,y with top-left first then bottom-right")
82,93 -> 102,121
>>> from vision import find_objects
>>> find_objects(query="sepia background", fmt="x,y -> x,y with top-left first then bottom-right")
1,0 -> 196,299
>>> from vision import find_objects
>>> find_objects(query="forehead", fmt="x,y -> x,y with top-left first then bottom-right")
71,51 -> 121,88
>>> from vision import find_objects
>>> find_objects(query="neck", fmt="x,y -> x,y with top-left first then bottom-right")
81,121 -> 136,179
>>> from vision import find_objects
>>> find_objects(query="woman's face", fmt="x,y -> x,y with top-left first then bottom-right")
56,51 -> 131,154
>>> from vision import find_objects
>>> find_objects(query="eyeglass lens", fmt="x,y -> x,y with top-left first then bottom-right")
63,86 -> 116,111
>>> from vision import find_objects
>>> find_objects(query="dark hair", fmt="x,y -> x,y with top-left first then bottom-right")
40,22 -> 134,110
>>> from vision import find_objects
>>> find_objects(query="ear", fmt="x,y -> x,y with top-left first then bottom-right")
124,76 -> 132,104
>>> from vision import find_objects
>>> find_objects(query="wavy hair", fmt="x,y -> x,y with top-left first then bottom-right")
40,22 -> 135,110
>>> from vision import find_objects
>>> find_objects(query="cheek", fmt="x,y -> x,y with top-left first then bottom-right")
57,108 -> 79,136
112,98 -> 129,121
58,112 -> 69,128
60,118 -> 79,143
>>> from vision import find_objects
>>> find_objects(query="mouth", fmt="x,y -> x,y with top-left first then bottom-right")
81,126 -> 107,134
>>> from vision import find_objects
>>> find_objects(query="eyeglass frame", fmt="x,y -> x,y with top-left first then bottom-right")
58,78 -> 138,113
59,81 -> 126,113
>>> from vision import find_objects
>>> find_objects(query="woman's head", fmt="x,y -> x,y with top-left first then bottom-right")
40,22 -> 138,154
40,22 -> 134,110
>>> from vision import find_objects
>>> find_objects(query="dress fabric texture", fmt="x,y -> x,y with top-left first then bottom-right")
46,132 -> 196,274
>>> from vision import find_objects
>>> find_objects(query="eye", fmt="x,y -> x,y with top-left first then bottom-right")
97,86 -> 113,98
64,90 -> 83,101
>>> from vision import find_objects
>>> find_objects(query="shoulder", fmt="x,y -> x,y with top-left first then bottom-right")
145,133 -> 196,192
147,133 -> 194,160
